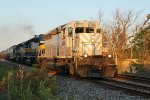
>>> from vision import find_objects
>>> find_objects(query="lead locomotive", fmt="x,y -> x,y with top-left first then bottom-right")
38,21 -> 116,77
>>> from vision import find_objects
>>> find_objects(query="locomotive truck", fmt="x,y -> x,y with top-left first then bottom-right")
38,20 -> 116,77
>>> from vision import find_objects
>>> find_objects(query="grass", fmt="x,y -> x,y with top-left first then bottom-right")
0,60 -> 78,100
0,65 -> 58,100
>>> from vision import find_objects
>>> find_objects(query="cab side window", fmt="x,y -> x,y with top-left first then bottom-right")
42,49 -> 45,54
39,50 -> 41,56
62,28 -> 66,39
68,27 -> 73,37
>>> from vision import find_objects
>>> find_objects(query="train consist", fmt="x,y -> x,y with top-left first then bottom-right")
1,20 -> 116,77
2,34 -> 44,65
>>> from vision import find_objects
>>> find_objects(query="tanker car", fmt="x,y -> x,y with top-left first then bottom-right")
38,21 -> 116,77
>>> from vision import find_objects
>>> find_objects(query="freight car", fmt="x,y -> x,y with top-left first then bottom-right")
38,21 -> 116,77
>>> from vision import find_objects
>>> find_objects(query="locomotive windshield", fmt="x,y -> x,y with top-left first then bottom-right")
75,27 -> 94,33
86,28 -> 94,33
75,27 -> 84,33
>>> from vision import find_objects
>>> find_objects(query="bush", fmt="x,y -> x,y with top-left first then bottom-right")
132,63 -> 150,78
0,69 -> 5,80
0,68 -> 58,100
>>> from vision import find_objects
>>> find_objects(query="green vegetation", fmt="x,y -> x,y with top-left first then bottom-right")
122,63 -> 150,78
132,19 -> 150,62
0,67 -> 58,100
132,63 -> 150,78
128,14 -> 150,77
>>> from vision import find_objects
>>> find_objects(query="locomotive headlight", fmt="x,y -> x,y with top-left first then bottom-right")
99,67 -> 102,70
91,35 -> 95,39
91,35 -> 95,42
84,54 -> 88,58
108,54 -> 112,58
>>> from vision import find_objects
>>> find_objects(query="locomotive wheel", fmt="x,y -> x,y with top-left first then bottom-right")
76,65 -> 88,77
74,70 -> 79,78
68,63 -> 79,78
68,63 -> 74,75
104,65 -> 116,77
64,64 -> 70,74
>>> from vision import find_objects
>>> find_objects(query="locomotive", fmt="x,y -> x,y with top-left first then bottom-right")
38,21 -> 116,77
1,20 -> 116,77
3,34 -> 44,65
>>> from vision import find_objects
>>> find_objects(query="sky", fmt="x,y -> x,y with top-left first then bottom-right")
0,0 -> 150,52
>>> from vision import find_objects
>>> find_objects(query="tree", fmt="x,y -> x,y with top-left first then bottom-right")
132,14 -> 150,65
106,9 -> 139,74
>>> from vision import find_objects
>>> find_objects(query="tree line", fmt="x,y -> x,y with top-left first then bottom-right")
99,9 -> 150,75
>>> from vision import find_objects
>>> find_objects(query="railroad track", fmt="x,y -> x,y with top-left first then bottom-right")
116,74 -> 150,85
58,74 -> 150,98
88,77 -> 150,98
76,76 -> 150,98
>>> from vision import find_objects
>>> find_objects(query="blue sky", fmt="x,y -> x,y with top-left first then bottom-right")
0,0 -> 150,51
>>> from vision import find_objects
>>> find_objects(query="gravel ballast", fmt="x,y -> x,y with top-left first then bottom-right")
56,75 -> 149,100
